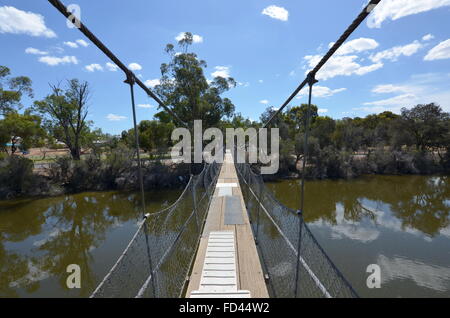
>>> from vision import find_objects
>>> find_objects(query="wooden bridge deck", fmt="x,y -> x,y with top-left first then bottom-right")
186,150 -> 269,298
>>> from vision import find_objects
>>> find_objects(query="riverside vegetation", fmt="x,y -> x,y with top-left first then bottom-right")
1,33 -> 449,200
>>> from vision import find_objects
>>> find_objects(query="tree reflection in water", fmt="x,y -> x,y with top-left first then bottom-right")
0,189 -> 180,297
266,175 -> 450,297
267,175 -> 450,238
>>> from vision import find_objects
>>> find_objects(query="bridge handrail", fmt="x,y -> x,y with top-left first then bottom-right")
235,162 -> 358,298
146,163 -> 208,217
90,161 -> 221,298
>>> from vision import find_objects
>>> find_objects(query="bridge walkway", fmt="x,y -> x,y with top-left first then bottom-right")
186,150 -> 269,298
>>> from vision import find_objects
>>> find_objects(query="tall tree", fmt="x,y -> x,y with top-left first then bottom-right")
0,110 -> 46,154
0,66 -> 33,115
154,32 -> 236,129
33,79 -> 92,160
400,103 -> 450,152
122,120 -> 175,155
285,104 -> 319,133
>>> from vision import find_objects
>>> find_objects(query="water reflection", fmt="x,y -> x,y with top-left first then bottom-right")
378,254 -> 450,293
266,175 -> 450,297
0,190 -> 181,297
267,175 -> 450,238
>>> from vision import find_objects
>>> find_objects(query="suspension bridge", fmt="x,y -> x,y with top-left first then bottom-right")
47,0 -> 382,298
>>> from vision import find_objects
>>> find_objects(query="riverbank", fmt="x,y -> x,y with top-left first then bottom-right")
0,154 -> 194,201
264,148 -> 450,182
2,147 -> 449,201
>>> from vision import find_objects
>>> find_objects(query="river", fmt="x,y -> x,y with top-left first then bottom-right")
0,190 -> 181,297
266,175 -> 450,297
0,175 -> 449,297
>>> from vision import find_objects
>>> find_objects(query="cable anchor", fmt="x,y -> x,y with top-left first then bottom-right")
306,72 -> 318,87
124,71 -> 135,86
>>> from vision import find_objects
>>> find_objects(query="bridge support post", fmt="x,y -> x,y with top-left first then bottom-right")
191,176 -> 200,232
125,72 -> 157,297
254,175 -> 263,243
294,72 -> 318,298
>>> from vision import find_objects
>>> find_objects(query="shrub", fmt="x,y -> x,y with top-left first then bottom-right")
0,156 -> 47,199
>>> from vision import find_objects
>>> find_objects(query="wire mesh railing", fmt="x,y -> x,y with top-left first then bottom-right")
235,162 -> 358,298
90,161 -> 221,298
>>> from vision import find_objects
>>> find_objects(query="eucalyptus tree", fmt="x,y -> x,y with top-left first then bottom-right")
154,32 -> 236,130
0,65 -> 33,116
0,110 -> 46,154
34,79 -> 92,160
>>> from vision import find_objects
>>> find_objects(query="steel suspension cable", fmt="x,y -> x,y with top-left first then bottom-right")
47,0 -> 187,129
294,73 -> 317,297
262,0 -> 382,129
258,0 -> 382,296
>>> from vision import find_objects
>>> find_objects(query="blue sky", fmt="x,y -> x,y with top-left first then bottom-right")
1,0 -> 450,135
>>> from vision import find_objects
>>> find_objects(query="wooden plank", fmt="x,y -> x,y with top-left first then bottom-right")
186,149 -> 268,298
185,236 -> 208,297
202,197 -> 223,236
233,179 -> 268,298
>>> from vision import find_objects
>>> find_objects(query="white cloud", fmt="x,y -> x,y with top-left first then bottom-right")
38,55 -> 78,66
175,32 -> 203,43
297,85 -> 347,98
334,37 -> 379,55
144,79 -> 160,88
52,46 -> 65,54
0,6 -> 56,38
262,5 -> 289,21
25,47 -> 48,55
64,41 -> 78,48
424,39 -> 450,61
377,254 -> 450,292
363,93 -> 417,107
85,63 -> 103,72
422,34 -> 435,41
318,109 -> 328,114
76,39 -> 89,47
367,0 -> 450,28
128,63 -> 142,71
260,100 -> 269,104
105,62 -> 119,72
372,84 -> 411,94
359,73 -> 450,114
369,40 -> 423,63
354,62 -> 384,75
106,114 -> 127,121
303,54 -> 383,80
211,66 -> 231,78
258,79 -> 264,83
64,39 -> 89,49
137,104 -> 154,109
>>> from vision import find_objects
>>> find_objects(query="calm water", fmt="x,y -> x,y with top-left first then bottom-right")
1,175 -> 449,297
0,190 -> 181,297
266,175 -> 450,298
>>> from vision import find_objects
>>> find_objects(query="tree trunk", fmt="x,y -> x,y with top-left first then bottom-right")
70,147 -> 81,160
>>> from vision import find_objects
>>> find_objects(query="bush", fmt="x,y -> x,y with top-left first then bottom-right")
306,146 -> 357,179
47,145 -> 187,193
0,156 -> 49,199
